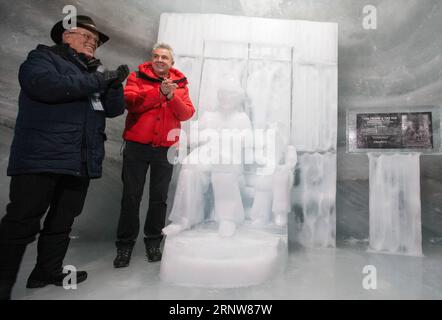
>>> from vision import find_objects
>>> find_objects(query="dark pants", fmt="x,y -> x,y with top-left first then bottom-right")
116,141 -> 174,249
0,173 -> 90,287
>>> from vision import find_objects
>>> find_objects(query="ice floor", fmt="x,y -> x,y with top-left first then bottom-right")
9,239 -> 442,300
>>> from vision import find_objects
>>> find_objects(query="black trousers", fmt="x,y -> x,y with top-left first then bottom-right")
0,173 -> 90,286
116,141 -> 174,249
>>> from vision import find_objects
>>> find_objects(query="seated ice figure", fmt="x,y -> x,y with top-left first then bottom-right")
163,86 -> 298,237
163,85 -> 253,237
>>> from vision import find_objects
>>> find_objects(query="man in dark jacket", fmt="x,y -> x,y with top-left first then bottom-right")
0,15 -> 129,300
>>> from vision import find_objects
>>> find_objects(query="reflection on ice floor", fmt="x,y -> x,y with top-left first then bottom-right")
11,239 -> 442,300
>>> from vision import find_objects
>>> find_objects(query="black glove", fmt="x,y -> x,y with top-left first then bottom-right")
116,64 -> 130,83
98,64 -> 130,86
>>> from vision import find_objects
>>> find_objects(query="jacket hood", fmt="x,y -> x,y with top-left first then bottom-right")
138,61 -> 187,85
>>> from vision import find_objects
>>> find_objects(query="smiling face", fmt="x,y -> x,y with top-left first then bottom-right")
151,48 -> 174,78
62,27 -> 99,59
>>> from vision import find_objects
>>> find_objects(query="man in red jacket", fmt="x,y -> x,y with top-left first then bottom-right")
114,43 -> 195,268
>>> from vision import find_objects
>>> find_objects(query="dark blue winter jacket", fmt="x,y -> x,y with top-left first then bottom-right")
7,44 -> 125,178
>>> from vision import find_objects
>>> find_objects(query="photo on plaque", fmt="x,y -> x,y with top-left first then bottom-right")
356,112 -> 433,150
401,113 -> 433,149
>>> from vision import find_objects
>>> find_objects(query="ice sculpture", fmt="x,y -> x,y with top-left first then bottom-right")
368,153 -> 422,256
158,13 -> 338,287
163,86 -> 253,237
164,86 -> 297,236
161,86 -> 296,287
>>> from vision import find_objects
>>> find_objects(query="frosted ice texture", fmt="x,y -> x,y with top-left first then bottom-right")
368,153 -> 422,256
158,14 -> 337,62
294,153 -> 337,248
292,64 -> 338,152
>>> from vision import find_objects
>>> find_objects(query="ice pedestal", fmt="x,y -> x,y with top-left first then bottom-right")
160,222 -> 287,288
368,153 -> 422,256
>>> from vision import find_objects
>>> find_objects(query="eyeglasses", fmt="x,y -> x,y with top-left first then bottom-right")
67,31 -> 100,46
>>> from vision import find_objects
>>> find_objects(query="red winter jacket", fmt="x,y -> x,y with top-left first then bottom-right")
123,62 -> 195,147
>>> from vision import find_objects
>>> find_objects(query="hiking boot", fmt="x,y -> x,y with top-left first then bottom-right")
113,247 -> 133,268
146,247 -> 162,262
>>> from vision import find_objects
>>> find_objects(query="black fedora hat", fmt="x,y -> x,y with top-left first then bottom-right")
50,15 -> 109,47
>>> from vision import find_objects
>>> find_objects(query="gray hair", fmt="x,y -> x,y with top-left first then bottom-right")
151,42 -> 174,61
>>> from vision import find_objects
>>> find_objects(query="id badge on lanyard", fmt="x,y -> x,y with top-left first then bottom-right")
90,93 -> 104,111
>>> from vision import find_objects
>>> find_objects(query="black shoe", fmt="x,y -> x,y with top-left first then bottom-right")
26,269 -> 88,289
146,247 -> 162,262
113,247 -> 133,268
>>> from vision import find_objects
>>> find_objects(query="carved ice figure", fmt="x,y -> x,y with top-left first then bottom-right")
163,86 -> 298,238
163,85 -> 253,237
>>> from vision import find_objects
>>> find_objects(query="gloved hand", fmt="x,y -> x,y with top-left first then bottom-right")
115,64 -> 130,83
98,64 -> 130,87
